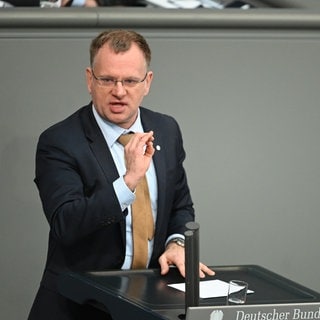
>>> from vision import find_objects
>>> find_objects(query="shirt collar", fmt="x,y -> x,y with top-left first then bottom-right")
92,105 -> 144,148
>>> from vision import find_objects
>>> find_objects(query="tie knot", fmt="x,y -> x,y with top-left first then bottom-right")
117,133 -> 134,146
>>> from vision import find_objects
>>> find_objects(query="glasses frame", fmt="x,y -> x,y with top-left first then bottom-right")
91,69 -> 148,88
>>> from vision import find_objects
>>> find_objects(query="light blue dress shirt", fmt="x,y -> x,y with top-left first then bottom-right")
92,106 -> 158,269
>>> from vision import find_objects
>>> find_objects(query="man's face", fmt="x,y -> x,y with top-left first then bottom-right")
86,43 -> 153,129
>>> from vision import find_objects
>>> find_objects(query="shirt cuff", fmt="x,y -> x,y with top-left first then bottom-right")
113,176 -> 135,212
165,234 -> 185,247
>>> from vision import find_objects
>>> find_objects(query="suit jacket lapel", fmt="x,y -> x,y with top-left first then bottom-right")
80,105 -> 120,183
140,109 -> 167,241
79,104 -> 126,241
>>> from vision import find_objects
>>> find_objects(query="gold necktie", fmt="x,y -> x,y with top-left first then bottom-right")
118,134 -> 154,269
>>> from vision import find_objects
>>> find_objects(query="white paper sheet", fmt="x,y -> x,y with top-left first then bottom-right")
168,279 -> 254,299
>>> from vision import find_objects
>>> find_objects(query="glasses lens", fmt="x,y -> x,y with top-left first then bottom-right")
123,79 -> 139,88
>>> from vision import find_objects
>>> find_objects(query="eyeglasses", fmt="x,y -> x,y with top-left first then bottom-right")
91,69 -> 148,88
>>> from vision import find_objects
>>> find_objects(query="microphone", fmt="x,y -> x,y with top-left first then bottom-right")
184,221 -> 200,313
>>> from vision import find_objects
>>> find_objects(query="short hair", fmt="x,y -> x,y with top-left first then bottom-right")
90,29 -> 151,67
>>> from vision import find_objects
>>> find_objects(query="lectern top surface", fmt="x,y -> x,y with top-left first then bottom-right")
73,265 -> 320,310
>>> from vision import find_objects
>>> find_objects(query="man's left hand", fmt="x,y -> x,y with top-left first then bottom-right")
158,242 -> 215,278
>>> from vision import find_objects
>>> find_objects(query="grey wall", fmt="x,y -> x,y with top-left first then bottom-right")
1,7 -> 320,320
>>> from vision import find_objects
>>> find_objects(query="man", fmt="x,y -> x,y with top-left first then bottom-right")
28,29 -> 214,320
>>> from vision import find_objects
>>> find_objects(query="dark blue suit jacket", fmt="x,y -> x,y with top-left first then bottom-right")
29,103 -> 194,319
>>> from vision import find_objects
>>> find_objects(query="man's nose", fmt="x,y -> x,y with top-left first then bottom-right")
112,81 -> 126,96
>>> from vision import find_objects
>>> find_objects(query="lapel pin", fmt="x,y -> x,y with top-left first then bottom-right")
156,145 -> 161,151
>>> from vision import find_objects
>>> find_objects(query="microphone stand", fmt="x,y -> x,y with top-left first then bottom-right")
184,221 -> 200,314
